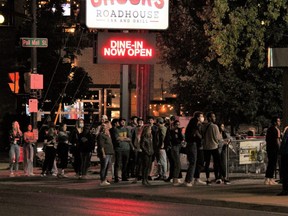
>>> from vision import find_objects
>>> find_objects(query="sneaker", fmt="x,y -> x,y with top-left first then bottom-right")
9,173 -> 15,177
154,176 -> 164,181
40,173 -> 46,177
100,181 -> 111,186
206,180 -> 212,186
164,177 -> 172,182
184,181 -> 193,187
173,182 -> 182,186
194,178 -> 206,185
216,179 -> 222,184
224,179 -> 231,185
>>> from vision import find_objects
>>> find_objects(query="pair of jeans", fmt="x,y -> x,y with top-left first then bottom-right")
204,148 -> 223,179
194,148 -> 204,179
100,155 -> 112,181
142,154 -> 153,182
23,143 -> 34,175
171,145 -> 181,178
80,152 -> 91,176
9,144 -> 20,173
42,146 -> 56,174
158,149 -> 167,178
134,151 -> 143,178
265,146 -> 279,178
57,143 -> 69,169
114,150 -> 130,180
185,142 -> 197,183
281,154 -> 288,191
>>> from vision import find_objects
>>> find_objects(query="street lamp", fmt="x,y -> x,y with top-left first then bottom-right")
0,14 -> 4,24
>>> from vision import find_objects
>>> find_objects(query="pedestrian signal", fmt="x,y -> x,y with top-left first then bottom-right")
8,72 -> 19,93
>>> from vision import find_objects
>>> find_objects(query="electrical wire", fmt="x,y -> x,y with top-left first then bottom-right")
39,27 -> 85,131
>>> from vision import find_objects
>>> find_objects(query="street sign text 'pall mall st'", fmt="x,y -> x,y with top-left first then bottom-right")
21,38 -> 48,48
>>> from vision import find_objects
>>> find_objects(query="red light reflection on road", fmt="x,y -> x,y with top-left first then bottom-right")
76,198 -> 161,216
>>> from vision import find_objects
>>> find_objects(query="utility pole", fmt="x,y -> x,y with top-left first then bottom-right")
31,0 -> 37,130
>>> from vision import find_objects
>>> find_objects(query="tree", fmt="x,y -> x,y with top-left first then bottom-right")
158,0 -> 287,131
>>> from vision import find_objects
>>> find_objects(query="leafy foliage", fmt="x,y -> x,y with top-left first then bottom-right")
159,0 -> 288,130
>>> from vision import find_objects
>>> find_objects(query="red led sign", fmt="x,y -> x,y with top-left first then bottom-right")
97,32 -> 156,64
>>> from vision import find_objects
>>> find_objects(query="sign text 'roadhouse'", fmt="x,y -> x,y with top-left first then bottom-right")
86,0 -> 168,30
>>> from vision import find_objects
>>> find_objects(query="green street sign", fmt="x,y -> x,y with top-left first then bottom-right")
21,38 -> 48,48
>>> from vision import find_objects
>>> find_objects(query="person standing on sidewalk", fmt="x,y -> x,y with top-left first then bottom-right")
147,116 -> 159,180
131,118 -> 145,183
70,119 -> 84,177
9,121 -> 23,177
78,124 -> 95,179
202,112 -> 223,185
57,123 -> 70,178
218,123 -> 231,184
140,125 -> 154,186
98,121 -> 114,186
184,111 -> 204,187
265,116 -> 281,185
154,117 -> 168,181
41,122 -> 57,177
278,126 -> 288,195
113,118 -> 132,182
169,120 -> 184,186
23,124 -> 36,176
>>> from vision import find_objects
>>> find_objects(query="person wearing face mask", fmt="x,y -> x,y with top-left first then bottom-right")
169,120 -> 184,186
70,119 -> 85,177
184,111 -> 204,187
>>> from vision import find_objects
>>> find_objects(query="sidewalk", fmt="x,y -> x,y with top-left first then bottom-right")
0,159 -> 287,214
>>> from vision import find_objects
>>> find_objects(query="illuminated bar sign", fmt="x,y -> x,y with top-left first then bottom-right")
86,0 -> 169,30
97,32 -> 156,64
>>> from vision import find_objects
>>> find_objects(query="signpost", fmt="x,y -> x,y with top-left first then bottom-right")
21,37 -> 48,48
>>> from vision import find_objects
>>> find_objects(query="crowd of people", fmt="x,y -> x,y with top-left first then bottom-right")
7,112 -> 288,194
7,112 -> 232,187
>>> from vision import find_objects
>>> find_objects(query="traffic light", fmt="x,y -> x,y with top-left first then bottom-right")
8,72 -> 19,94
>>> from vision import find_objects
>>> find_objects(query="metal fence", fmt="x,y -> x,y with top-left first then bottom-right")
180,138 -> 269,176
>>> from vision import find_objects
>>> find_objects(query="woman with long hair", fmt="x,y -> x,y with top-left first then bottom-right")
9,121 -> 23,177
23,124 -> 36,176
